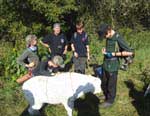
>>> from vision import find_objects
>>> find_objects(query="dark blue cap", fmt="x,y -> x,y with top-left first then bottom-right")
98,23 -> 109,37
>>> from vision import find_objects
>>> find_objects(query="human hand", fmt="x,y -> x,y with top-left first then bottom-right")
74,52 -> 78,58
87,55 -> 90,61
25,62 -> 35,68
104,52 -> 113,58
101,47 -> 106,54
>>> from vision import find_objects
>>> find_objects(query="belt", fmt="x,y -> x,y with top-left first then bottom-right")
105,57 -> 118,61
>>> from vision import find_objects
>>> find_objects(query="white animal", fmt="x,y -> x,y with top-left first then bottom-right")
22,72 -> 101,116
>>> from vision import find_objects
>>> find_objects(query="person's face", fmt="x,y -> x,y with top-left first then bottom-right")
76,27 -> 84,34
31,39 -> 37,46
48,61 -> 58,68
104,30 -> 112,39
53,26 -> 61,35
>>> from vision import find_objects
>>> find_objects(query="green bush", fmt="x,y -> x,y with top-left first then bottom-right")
118,29 -> 150,50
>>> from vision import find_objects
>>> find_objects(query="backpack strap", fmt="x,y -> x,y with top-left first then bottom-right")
74,32 -> 77,39
115,34 -> 120,52
74,32 -> 88,39
85,33 -> 88,39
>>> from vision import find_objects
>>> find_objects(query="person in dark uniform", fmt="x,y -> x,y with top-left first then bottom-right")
98,24 -> 134,108
40,23 -> 68,60
71,21 -> 90,74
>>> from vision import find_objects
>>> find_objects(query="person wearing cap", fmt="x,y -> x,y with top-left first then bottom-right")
98,24 -> 133,108
40,23 -> 68,60
71,21 -> 90,74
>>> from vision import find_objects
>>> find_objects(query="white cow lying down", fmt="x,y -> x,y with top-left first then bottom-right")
22,72 -> 101,116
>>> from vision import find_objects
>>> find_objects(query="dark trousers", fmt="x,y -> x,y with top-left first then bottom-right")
101,70 -> 118,103
73,57 -> 87,74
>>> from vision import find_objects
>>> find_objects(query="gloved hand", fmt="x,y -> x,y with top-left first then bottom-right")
104,52 -> 113,58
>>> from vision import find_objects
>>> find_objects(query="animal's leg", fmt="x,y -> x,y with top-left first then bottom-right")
63,100 -> 74,116
28,106 -> 40,116
28,101 -> 43,116
32,101 -> 43,110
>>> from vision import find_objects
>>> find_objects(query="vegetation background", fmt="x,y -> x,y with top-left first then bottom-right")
0,0 -> 150,116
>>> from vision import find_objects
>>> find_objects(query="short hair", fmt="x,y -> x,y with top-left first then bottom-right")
53,23 -> 61,28
76,21 -> 84,29
26,34 -> 37,47
52,55 -> 65,68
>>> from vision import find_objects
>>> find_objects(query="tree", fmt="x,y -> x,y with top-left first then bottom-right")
0,0 -> 78,42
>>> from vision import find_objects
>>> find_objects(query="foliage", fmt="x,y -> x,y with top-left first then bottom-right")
0,0 -> 78,42
118,29 -> 150,50
0,0 -> 150,116
1,40 -> 26,81
1,0 -> 149,43
77,0 -> 149,30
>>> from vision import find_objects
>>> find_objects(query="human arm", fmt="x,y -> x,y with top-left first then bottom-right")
25,62 -> 35,68
40,35 -> 52,53
63,45 -> 68,55
71,44 -> 78,58
17,50 -> 30,67
17,50 -> 36,68
70,35 -> 78,58
86,45 -> 90,61
40,35 -> 52,49
40,40 -> 49,48
117,34 -> 133,52
101,48 -> 133,58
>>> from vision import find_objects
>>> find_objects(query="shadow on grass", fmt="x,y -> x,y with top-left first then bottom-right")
125,80 -> 150,116
20,105 -> 47,116
19,106 -> 30,116
74,92 -> 101,116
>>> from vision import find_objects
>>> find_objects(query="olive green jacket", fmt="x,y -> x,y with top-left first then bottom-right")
17,48 -> 39,70
103,33 -> 132,72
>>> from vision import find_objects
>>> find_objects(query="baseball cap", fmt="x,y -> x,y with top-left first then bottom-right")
98,23 -> 109,37
53,23 -> 60,28
52,55 -> 65,68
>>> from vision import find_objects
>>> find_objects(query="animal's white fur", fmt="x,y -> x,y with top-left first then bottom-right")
22,72 -> 101,116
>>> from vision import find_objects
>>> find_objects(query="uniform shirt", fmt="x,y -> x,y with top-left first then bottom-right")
42,33 -> 68,56
103,33 -> 132,72
71,32 -> 89,57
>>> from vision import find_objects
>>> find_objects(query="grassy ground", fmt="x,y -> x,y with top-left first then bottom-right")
0,48 -> 150,116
